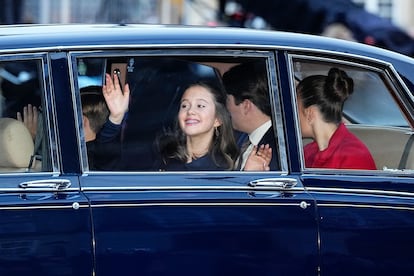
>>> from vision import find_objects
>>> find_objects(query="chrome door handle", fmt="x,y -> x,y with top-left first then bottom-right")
19,179 -> 71,190
248,178 -> 297,189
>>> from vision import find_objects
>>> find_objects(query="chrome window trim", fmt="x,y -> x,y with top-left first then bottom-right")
383,66 -> 414,126
0,42 -> 398,67
267,52 -> 288,172
69,49 -> 288,174
68,52 -> 88,171
287,53 -> 413,175
44,53 -> 60,173
388,65 -> 414,103
0,53 -> 59,175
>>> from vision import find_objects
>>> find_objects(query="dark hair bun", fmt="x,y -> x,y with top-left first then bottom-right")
325,67 -> 354,103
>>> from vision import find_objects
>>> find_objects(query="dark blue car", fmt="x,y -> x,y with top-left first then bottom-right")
0,24 -> 414,276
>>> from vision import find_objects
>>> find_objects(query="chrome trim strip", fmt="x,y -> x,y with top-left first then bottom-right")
0,204 -> 89,211
306,187 -> 414,198
388,64 -> 414,104
80,185 -> 414,198
268,53 -> 288,172
0,172 -> 60,177
288,53 -> 392,71
91,202 -> 309,208
68,52 -> 89,171
0,188 -> 79,193
317,203 -> 414,211
81,186 -> 306,192
79,170 -> 287,175
384,66 -> 414,124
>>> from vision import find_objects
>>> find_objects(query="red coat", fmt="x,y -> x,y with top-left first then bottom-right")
304,123 -> 376,170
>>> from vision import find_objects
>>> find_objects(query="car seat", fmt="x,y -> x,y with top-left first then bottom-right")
0,117 -> 35,172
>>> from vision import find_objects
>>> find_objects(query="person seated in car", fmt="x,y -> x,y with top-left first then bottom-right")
81,86 -> 121,170
296,67 -> 376,170
222,61 -> 280,171
103,74 -> 272,171
17,104 -> 38,140
154,81 -> 272,171
17,84 -> 124,170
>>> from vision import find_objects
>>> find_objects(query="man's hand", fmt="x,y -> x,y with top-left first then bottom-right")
244,144 -> 272,171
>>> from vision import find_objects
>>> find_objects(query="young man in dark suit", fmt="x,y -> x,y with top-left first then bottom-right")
222,61 -> 280,171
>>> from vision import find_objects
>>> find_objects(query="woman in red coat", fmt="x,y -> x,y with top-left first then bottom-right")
296,67 -> 376,170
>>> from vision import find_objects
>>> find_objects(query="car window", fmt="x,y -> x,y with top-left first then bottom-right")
291,56 -> 414,172
0,58 -> 51,173
74,53 -> 281,172
293,59 -> 407,127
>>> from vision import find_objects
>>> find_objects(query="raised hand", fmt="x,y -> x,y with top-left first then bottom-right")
102,73 -> 130,125
244,144 -> 272,171
17,104 -> 38,140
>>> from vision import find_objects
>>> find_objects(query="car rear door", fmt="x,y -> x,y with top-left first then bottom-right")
288,52 -> 414,274
83,173 -> 318,276
72,49 -> 320,276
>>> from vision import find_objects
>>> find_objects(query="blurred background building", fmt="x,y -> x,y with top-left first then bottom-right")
1,0 -> 414,56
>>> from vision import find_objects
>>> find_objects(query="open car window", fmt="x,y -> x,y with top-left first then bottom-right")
74,53 -> 281,172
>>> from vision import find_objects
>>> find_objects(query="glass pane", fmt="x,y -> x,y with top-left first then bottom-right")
293,59 -> 407,127
293,58 -> 412,171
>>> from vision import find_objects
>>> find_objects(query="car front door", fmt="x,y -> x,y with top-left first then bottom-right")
0,54 -> 93,275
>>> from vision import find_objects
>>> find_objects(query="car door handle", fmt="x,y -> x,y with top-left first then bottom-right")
248,178 -> 297,189
19,179 -> 72,190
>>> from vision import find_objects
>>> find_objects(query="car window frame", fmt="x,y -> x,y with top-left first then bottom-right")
69,48 -> 288,174
0,52 -> 59,176
287,52 -> 414,175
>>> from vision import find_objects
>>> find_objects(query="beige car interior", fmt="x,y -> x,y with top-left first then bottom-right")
0,117 -> 37,172
348,125 -> 414,170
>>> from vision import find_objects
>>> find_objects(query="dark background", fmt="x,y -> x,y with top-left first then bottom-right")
218,0 -> 414,57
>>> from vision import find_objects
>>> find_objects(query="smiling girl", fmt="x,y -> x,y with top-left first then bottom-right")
156,82 -> 238,170
156,82 -> 271,171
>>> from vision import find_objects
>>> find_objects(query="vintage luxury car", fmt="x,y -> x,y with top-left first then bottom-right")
0,24 -> 414,276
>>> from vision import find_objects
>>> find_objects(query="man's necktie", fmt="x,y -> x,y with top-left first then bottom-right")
237,136 -> 252,170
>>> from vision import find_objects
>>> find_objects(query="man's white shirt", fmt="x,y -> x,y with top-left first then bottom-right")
240,120 -> 272,170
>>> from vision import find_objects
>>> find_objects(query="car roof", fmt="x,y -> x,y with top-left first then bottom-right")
0,24 -> 413,83
0,24 -> 405,54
